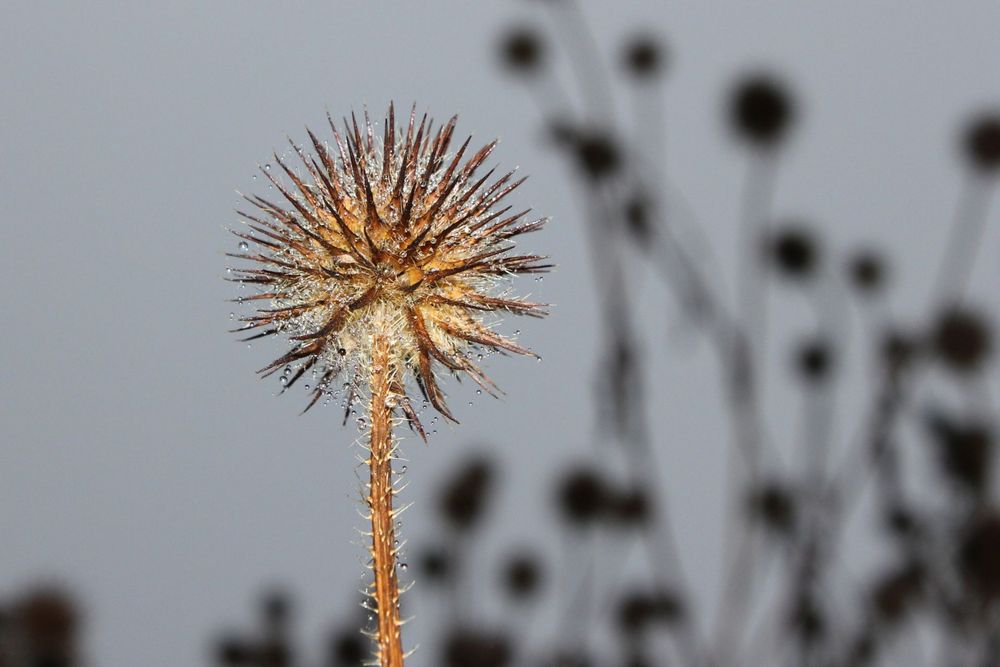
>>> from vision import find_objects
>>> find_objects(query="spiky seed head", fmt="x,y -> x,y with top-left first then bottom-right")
228,105 -> 550,432
964,113 -> 1000,173
729,74 -> 795,147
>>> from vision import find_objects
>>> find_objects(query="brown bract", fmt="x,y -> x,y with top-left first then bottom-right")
229,104 -> 550,431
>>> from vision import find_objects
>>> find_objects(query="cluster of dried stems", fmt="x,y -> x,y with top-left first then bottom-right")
491,2 -> 1000,666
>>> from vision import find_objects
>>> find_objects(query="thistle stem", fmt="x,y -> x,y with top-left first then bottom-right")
367,334 -> 404,667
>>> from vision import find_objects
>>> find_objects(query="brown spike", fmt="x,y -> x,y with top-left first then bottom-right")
398,392 -> 427,442
416,346 -> 457,423
257,339 -> 325,376
381,102 -> 396,186
363,106 -> 375,155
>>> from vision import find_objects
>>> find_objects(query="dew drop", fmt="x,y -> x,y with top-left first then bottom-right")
400,465 -> 408,473
476,389 -> 482,396
400,563 -> 408,571
238,241 -> 249,251
279,377 -> 288,386
229,313 -> 235,319
304,384 -> 311,390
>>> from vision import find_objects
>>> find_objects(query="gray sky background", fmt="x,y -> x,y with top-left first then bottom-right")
2,2 -> 1000,666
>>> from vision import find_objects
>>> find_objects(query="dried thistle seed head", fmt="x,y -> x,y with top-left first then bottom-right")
621,34 -> 666,79
228,105 -> 551,428
499,25 -> 546,75
501,552 -> 544,599
957,512 -> 1000,603
729,73 -> 795,147
870,562 -> 925,624
964,113 -> 1000,174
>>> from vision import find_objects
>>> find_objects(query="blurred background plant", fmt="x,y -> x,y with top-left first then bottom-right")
208,4 -> 1000,665
3,2 -> 1000,667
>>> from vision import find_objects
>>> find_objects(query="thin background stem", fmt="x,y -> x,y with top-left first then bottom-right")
932,176 -> 995,304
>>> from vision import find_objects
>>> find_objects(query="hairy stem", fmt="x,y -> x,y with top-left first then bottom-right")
367,334 -> 404,666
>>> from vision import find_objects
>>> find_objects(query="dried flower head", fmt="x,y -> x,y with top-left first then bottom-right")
499,25 -> 546,75
964,113 -> 1000,174
768,224 -> 818,279
729,74 -> 795,147
501,551 -> 544,599
932,306 -> 992,374
622,34 -> 666,79
229,105 -> 550,428
847,248 -> 887,294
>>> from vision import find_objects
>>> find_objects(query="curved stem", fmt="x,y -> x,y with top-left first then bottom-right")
367,334 -> 404,666
933,176 -> 994,305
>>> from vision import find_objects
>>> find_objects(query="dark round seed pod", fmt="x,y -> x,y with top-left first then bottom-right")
768,226 -> 818,279
622,34 -> 665,78
963,113 -> 1000,173
556,467 -> 610,525
932,307 -> 992,374
729,74 -> 795,147
499,26 -> 545,75
502,552 -> 544,599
